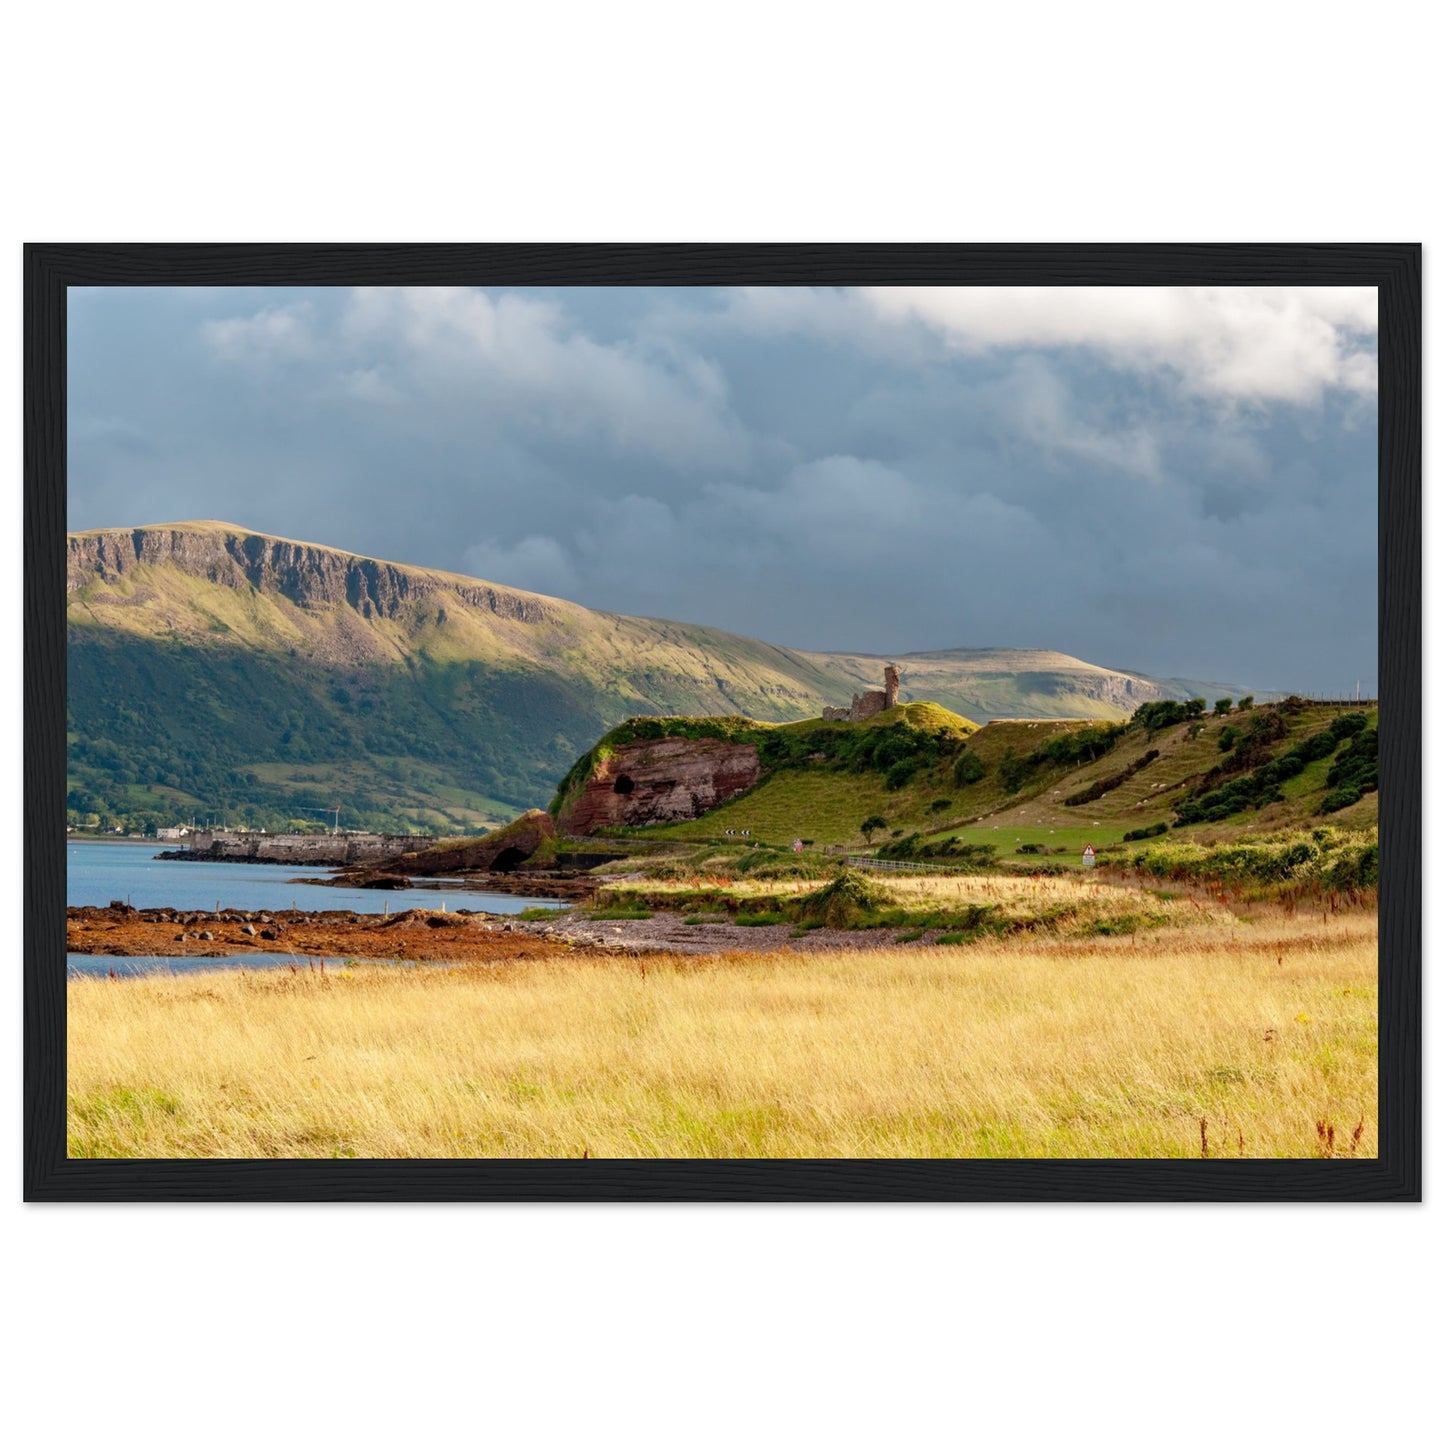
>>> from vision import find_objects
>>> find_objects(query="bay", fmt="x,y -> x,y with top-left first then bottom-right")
67,952 -> 427,977
66,839 -> 568,915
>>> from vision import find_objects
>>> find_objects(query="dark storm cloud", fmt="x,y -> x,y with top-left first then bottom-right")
67,285 -> 1378,694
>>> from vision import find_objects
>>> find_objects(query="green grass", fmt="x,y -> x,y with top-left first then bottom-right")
928,822 -> 1130,862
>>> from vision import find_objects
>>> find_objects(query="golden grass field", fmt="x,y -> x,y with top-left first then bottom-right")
67,908 -> 1376,1160
604,869 -> 1241,929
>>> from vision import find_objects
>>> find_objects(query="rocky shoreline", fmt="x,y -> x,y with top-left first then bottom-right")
68,899 -> 970,963
67,902 -> 570,965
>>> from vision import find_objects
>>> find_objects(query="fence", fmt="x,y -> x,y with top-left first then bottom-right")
1274,695 -> 1378,707
845,856 -> 970,874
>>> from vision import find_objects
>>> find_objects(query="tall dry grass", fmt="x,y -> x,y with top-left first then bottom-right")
67,913 -> 1376,1159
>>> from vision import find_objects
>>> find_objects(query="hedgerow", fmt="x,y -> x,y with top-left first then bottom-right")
1126,827 -> 1377,888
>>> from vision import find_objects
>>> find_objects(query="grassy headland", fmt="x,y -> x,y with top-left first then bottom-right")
596,699 -> 1377,866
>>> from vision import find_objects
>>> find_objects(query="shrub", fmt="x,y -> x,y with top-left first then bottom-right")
1247,710 -> 1289,742
953,751 -> 985,786
1176,715 -> 1356,826
1218,726 -> 1240,753
929,797 -> 953,813
1123,822 -> 1168,841
1321,839 -> 1377,888
999,748 -> 1030,794
1328,711 -> 1370,740
1034,725 -> 1125,767
1237,695 -> 1254,711
884,759 -> 918,790
1132,700 -> 1192,734
1295,730 -> 1340,764
1324,729 -> 1378,802
1127,828 -> 1376,889
1320,786 -> 1364,814
876,834 -> 997,867
1215,698 -> 1233,716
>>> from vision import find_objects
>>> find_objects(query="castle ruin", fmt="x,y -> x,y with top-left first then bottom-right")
822,663 -> 901,722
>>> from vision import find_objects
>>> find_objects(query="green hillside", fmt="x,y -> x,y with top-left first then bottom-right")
615,700 -> 1378,865
66,521 -> 1248,836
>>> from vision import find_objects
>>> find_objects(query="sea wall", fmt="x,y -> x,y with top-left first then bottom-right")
163,831 -> 428,866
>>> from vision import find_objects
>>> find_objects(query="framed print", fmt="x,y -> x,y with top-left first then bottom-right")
24,243 -> 1421,1201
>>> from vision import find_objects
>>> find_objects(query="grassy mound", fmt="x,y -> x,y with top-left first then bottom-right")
856,702 -> 977,734
794,870 -> 896,928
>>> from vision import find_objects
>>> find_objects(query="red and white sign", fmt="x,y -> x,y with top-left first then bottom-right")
1083,845 -> 1095,856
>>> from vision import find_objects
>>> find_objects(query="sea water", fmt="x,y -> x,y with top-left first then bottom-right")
66,839 -> 569,916
66,952 -> 395,977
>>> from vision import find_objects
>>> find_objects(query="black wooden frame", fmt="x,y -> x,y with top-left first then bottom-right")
24,244 -> 1421,1201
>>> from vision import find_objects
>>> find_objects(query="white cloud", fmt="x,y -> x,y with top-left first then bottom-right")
204,287 -> 753,471
202,301 -> 318,364
339,287 -> 749,469
861,286 -> 1377,403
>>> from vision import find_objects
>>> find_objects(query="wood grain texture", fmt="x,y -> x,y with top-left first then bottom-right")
24,244 -> 1422,1202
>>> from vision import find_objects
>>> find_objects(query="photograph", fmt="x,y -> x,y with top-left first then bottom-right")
28,246 -> 1418,1196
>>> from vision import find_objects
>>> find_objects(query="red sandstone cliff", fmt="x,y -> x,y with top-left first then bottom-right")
555,737 -> 761,834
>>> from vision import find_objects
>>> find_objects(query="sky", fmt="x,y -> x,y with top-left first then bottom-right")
68,285 -> 1378,694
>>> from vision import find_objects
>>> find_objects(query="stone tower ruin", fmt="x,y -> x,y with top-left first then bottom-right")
822,663 -> 903,722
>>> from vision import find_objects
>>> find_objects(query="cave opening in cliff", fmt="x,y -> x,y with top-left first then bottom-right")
491,847 -> 529,873
613,775 -> 635,795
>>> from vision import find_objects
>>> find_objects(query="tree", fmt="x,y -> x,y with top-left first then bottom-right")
860,814 -> 887,843
1215,698 -> 1233,716
1237,695 -> 1254,711
1185,698 -> 1207,718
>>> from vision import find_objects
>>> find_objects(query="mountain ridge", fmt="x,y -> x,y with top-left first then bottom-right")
66,522 -> 1248,834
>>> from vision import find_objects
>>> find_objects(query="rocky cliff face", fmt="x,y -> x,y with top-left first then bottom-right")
556,738 -> 761,834
67,524 -> 553,624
